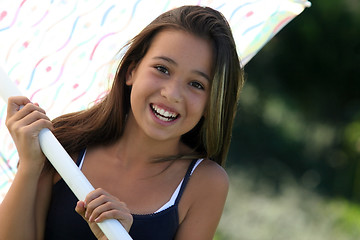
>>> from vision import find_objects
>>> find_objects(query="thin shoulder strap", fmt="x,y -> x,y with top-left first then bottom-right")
174,159 -> 197,205
76,149 -> 86,167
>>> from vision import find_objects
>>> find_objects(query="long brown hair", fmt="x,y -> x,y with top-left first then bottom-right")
52,5 -> 244,166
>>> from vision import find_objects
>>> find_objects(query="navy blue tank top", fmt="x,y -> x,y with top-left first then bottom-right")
44,149 -> 198,239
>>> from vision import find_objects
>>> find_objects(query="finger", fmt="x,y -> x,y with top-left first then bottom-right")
84,188 -> 109,203
29,118 -> 54,132
85,193 -> 111,219
9,111 -> 53,136
6,102 -> 48,131
75,201 -> 86,218
84,188 -> 112,214
88,201 -> 114,222
18,110 -> 52,129
12,102 -> 47,122
88,200 -> 128,222
7,96 -> 31,117
93,206 -> 132,223
93,208 -> 133,233
87,197 -> 128,222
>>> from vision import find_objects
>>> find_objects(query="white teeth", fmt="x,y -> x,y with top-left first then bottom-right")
151,104 -> 178,120
158,115 -> 172,122
163,110 -> 174,118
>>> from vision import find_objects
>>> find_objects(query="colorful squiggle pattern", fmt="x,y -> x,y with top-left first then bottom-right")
0,0 -> 309,201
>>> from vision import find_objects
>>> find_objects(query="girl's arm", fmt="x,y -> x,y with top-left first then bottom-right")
0,96 -> 54,240
175,160 -> 229,240
0,164 -> 54,240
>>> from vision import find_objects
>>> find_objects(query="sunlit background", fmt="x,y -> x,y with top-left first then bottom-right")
1,0 -> 359,239
221,0 -> 360,239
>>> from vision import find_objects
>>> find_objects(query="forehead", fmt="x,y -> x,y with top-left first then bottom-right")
144,29 -> 214,75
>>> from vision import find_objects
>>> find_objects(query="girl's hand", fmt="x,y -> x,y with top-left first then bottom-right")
5,96 -> 53,173
75,188 -> 133,239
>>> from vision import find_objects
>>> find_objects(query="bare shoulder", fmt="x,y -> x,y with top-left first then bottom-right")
180,158 -> 230,207
179,159 -> 229,217
176,159 -> 229,239
191,159 -> 229,192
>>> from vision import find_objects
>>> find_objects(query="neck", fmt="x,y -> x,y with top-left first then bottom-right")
109,116 -> 184,167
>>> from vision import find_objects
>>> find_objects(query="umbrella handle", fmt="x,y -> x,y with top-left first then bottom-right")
0,66 -> 132,240
39,129 -> 132,240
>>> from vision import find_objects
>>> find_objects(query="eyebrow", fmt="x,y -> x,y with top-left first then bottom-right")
153,56 -> 211,82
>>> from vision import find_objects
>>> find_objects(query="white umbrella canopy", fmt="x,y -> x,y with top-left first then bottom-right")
0,0 -> 310,201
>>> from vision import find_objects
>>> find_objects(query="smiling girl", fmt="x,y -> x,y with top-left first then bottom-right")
0,5 -> 244,240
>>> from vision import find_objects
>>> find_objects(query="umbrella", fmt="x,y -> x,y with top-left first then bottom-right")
0,0 -> 311,203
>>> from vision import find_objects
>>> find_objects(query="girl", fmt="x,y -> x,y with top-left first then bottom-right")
0,5 -> 244,240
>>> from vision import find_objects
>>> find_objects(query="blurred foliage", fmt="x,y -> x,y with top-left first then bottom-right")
216,169 -> 360,240
227,0 -> 360,201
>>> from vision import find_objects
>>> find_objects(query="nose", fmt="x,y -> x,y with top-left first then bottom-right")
160,78 -> 183,103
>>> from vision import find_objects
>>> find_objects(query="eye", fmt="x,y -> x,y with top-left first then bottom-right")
189,81 -> 205,90
155,65 -> 169,75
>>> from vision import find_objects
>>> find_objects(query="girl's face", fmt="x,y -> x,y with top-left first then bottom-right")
126,29 -> 213,142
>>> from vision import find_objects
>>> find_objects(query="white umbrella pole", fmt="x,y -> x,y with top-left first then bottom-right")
0,66 -> 132,240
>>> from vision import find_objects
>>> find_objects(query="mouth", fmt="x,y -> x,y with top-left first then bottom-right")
150,104 -> 179,122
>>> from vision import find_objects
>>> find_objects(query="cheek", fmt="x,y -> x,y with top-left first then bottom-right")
130,76 -> 148,98
129,83 -> 146,111
129,77 -> 158,110
188,94 -> 208,117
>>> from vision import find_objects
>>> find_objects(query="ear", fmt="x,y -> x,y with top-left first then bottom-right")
125,62 -> 136,86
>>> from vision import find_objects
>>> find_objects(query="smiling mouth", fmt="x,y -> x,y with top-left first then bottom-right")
150,104 -> 179,122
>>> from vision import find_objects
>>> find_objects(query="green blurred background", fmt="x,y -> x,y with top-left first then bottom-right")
216,0 -> 360,239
